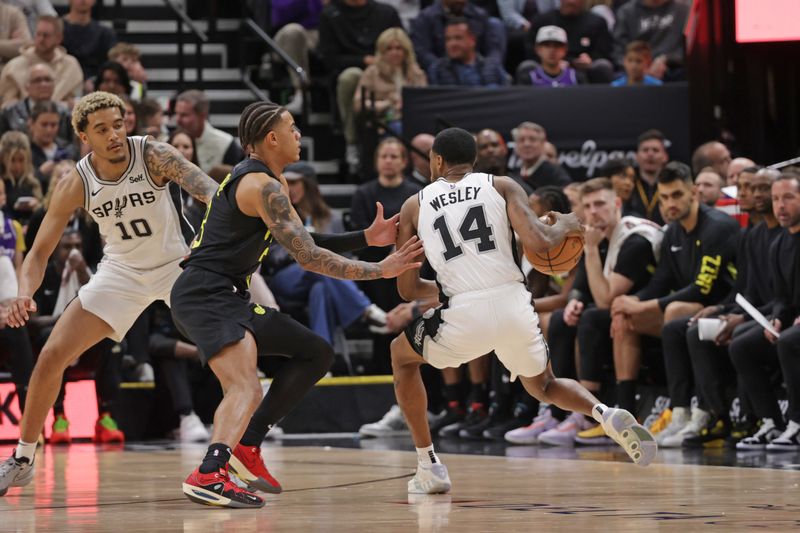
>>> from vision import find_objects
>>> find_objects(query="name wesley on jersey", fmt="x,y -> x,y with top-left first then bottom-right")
92,191 -> 156,218
429,186 -> 481,212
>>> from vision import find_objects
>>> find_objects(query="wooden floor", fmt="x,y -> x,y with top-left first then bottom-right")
2,443 -> 800,532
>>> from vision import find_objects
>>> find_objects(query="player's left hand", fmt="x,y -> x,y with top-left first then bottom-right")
364,202 -> 399,247
378,236 -> 423,278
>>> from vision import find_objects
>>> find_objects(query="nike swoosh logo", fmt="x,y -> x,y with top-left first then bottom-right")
91,188 -> 104,197
670,246 -> 682,252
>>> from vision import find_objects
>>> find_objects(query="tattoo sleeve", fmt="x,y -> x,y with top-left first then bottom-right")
144,140 -> 218,203
261,180 -> 383,280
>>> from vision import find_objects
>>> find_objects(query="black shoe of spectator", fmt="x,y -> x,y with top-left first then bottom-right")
459,413 -> 504,440
430,404 -> 466,435
725,418 -> 758,449
683,418 -> 730,449
439,406 -> 487,438
482,416 -> 531,441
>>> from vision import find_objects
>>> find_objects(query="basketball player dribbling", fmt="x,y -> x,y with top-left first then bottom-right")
0,92 -> 221,496
391,128 -> 657,494
171,101 -> 423,508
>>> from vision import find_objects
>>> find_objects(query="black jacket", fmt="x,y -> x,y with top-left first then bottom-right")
528,9 -> 612,62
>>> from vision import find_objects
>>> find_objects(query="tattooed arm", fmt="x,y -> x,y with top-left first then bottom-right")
236,172 -> 422,281
143,139 -> 218,203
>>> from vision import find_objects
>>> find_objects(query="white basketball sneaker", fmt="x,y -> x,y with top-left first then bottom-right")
408,463 -> 451,494
179,413 -> 210,443
600,407 -> 658,466
0,454 -> 34,496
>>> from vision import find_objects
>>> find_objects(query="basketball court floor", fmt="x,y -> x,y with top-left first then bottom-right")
2,439 -> 800,532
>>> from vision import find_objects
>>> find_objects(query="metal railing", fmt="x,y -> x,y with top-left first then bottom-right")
163,0 -> 208,91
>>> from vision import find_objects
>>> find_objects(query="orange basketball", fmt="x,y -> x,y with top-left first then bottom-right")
526,235 -> 584,276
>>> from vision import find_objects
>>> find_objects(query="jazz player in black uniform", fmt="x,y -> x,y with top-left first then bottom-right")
171,102 -> 424,508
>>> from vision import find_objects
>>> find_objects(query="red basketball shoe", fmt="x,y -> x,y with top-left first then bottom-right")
183,465 -> 265,508
94,413 -> 125,443
50,415 -> 71,445
229,444 -> 282,494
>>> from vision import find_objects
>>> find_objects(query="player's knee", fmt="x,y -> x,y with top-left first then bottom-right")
390,336 -> 411,371
306,335 -> 334,376
37,343 -> 75,372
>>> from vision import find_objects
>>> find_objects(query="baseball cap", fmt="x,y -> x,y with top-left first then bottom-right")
536,25 -> 568,45
283,161 -> 316,182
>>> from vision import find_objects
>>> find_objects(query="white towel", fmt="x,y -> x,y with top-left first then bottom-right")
603,216 -> 664,280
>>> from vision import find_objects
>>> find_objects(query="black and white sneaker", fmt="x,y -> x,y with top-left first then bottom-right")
736,418 -> 783,450
0,453 -> 34,496
766,420 -> 800,452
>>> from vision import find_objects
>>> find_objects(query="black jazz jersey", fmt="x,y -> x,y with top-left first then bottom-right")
183,158 -> 275,290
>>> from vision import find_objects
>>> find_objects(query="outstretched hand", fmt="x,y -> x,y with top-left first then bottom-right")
378,236 -> 424,279
7,296 -> 37,328
364,202 -> 400,247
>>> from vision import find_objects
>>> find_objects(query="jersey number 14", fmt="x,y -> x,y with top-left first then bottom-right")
432,205 -> 496,261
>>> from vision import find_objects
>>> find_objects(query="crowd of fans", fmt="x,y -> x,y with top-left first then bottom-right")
1,0 -> 799,457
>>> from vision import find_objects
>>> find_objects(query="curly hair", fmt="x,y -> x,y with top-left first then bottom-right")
71,91 -> 126,135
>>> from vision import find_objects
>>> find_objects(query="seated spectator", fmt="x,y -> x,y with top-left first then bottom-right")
528,0 -> 613,84
691,140 -> 731,178
317,0 -> 401,169
137,97 -> 166,141
543,140 -> 558,164
62,0 -> 117,81
508,121 -> 570,193
265,162 -> 389,343
427,17 -> 510,87
108,42 -> 146,100
353,27 -> 426,136
271,0 -> 324,114
28,100 -> 78,188
613,0 -> 689,80
474,128 -> 508,175
411,0 -> 506,71
380,0 -> 420,30
516,26 -> 581,87
409,132 -> 434,184
174,89 -> 245,172
726,157 -> 756,187
629,128 -> 668,224
27,229 -> 124,444
0,15 -> 82,108
167,128 -> 205,231
119,95 -> 139,136
0,63 -> 71,141
611,40 -> 663,86
5,0 -> 56,36
597,157 -> 636,212
0,179 -> 24,273
0,130 -> 41,222
95,61 -> 131,98
0,2 -> 31,70
694,167 -> 724,207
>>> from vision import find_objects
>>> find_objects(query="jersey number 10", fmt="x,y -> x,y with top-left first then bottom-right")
115,218 -> 153,240
432,204 -> 496,261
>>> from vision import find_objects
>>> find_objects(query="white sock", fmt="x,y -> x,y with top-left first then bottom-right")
14,439 -> 37,462
416,444 -> 439,466
591,403 -> 609,425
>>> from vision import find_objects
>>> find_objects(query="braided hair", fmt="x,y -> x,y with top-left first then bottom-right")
238,101 -> 286,151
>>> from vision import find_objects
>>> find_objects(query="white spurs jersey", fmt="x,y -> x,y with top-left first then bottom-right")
76,136 -> 191,270
417,172 -> 523,298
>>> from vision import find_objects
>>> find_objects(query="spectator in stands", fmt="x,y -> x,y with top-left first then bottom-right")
137,98 -> 166,141
271,0 -> 324,114
428,17 -> 509,87
727,157 -> 756,187
0,15 -> 82,107
409,132 -> 434,184
629,128 -> 668,224
166,128 -> 204,230
412,0 -> 506,72
62,0 -> 117,81
380,0 -> 420,31
0,130 -> 41,222
543,140 -> 558,164
509,121 -> 570,193
613,0 -> 689,80
0,63 -> 71,141
265,161 -> 389,343
0,179 -> 24,273
691,140 -> 731,178
94,61 -> 131,98
611,162 -> 739,418
611,40 -> 663,86
28,100 -> 78,187
728,173 -> 800,451
528,0 -> 614,84
0,2 -> 31,70
28,229 -> 124,444
317,0 -> 402,170
694,167 -> 724,207
353,27 -> 426,136
5,0 -> 56,36
516,25 -> 580,87
474,128 -> 508,175
349,138 -> 422,369
108,42 -> 146,100
174,89 -> 245,173
597,157 -> 636,213
119,96 -> 139,136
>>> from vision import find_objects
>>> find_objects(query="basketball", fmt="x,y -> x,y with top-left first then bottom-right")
526,234 -> 584,276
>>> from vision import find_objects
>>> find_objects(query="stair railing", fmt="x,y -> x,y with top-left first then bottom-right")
162,0 -> 208,91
